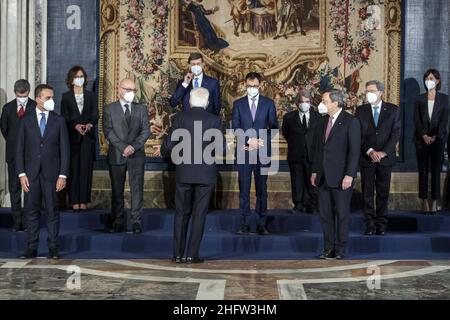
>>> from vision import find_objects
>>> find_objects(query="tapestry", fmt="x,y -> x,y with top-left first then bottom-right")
98,0 -> 402,159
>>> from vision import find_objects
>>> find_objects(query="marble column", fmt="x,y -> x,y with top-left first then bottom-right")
0,0 -> 47,206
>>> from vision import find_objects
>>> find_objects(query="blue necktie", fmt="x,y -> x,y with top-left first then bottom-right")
39,112 -> 46,137
373,106 -> 380,127
194,78 -> 199,88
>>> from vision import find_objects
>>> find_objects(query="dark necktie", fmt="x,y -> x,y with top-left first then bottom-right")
124,104 -> 131,126
302,114 -> 307,128
17,104 -> 25,118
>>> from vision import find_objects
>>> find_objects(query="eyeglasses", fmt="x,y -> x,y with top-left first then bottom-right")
121,87 -> 137,93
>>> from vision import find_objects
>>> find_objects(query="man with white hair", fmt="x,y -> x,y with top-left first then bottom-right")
162,87 -> 224,264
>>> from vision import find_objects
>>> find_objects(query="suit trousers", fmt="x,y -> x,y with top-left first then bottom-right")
174,183 -> 214,258
25,175 -> 60,250
288,160 -> 316,209
68,137 -> 95,205
237,163 -> 268,227
360,164 -> 392,229
108,161 -> 144,227
7,162 -> 26,228
318,180 -> 353,255
415,141 -> 445,200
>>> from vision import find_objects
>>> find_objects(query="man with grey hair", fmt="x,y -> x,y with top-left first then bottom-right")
282,89 -> 320,214
1,79 -> 36,232
311,90 -> 361,260
355,80 -> 401,236
162,87 -> 224,264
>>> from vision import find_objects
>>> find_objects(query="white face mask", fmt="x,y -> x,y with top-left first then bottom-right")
425,80 -> 437,91
17,97 -> 28,105
318,102 -> 328,115
247,87 -> 259,98
191,65 -> 203,76
299,102 -> 311,113
43,99 -> 55,111
123,91 -> 135,103
366,92 -> 379,105
73,77 -> 85,87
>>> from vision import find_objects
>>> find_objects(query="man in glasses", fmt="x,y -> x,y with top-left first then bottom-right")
103,78 -> 150,234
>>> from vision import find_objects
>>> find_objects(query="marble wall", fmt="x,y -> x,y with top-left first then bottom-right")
0,0 -> 47,205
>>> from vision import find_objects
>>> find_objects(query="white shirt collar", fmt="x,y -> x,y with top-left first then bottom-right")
193,73 -> 203,86
371,100 -> 383,109
36,107 -> 49,117
248,94 -> 259,105
120,99 -> 132,109
330,107 -> 343,124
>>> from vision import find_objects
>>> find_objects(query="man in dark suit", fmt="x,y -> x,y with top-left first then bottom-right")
311,90 -> 361,260
161,87 -> 225,264
232,72 -> 278,235
16,84 -> 70,259
282,89 -> 320,214
169,52 -> 221,115
355,80 -> 401,236
103,78 -> 150,234
1,79 -> 36,232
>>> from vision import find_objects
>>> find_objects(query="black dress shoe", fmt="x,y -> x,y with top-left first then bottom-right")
132,223 -> 142,234
304,205 -> 314,214
110,224 -> 124,233
318,250 -> 335,260
335,254 -> 345,260
186,257 -> 204,264
291,206 -> 303,214
376,229 -> 386,236
20,249 -> 37,259
171,256 -> 184,264
364,227 -> 375,236
257,226 -> 270,235
48,249 -> 60,260
235,225 -> 250,235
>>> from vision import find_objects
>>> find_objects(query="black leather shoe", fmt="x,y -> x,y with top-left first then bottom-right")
291,206 -> 303,214
132,223 -> 142,234
186,257 -> 204,264
304,206 -> 314,214
171,256 -> 184,264
257,226 -> 270,235
20,249 -> 37,259
376,229 -> 386,236
48,249 -> 60,260
235,225 -> 250,235
335,254 -> 345,260
110,224 -> 124,233
364,227 -> 375,236
318,250 -> 335,260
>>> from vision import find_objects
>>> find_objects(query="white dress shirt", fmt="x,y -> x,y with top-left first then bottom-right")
120,99 -> 132,113
75,93 -> 84,114
16,99 -> 28,112
428,100 -> 434,120
330,107 -> 343,126
248,94 -> 259,112
18,108 -> 66,179
182,72 -> 203,88
299,110 -> 310,127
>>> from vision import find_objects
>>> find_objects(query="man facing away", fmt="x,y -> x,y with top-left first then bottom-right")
161,87 -> 225,264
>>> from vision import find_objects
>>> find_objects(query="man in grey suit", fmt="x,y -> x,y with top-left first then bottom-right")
103,78 -> 150,233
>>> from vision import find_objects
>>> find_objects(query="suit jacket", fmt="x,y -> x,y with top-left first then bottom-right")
355,102 -> 401,167
312,110 -> 361,188
161,107 -> 224,184
232,95 -> 278,160
60,90 -> 98,144
414,92 -> 449,145
169,74 -> 221,115
15,111 -> 70,181
102,101 -> 150,166
0,98 -> 36,164
281,109 -> 320,163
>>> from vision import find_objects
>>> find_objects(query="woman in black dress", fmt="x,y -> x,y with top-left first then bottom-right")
61,66 -> 98,212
